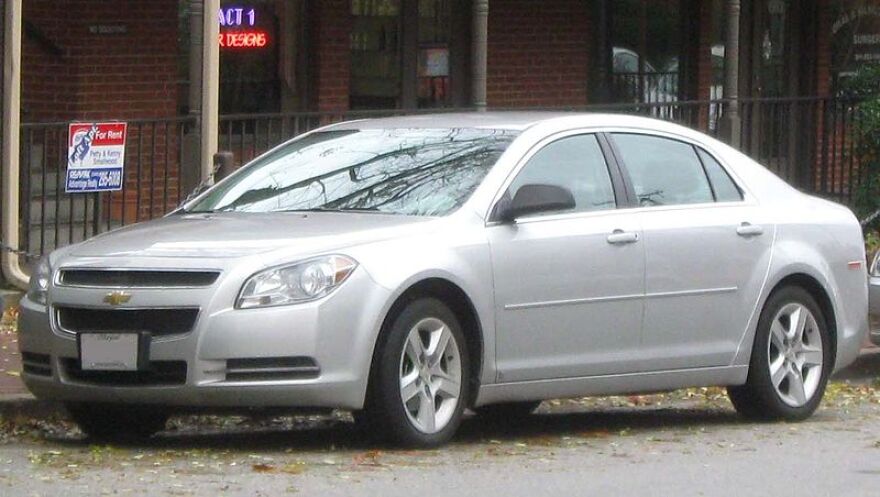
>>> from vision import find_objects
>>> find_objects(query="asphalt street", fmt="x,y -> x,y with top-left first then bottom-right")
1,354 -> 879,497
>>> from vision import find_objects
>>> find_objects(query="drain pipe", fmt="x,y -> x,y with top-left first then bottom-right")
1,0 -> 29,289
201,0 -> 220,184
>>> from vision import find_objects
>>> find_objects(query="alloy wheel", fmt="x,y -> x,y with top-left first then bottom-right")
767,303 -> 824,407
398,317 -> 462,434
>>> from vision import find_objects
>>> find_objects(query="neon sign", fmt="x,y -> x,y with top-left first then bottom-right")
219,6 -> 268,50
219,31 -> 269,49
219,8 -> 256,27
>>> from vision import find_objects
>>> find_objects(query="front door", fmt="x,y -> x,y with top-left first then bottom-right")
489,133 -> 646,383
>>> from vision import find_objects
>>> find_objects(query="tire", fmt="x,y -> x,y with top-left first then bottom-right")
65,403 -> 169,441
727,285 -> 832,421
474,401 -> 541,421
360,298 -> 470,448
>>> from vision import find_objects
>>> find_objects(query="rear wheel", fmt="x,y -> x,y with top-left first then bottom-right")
360,298 -> 470,447
727,286 -> 831,421
65,403 -> 169,441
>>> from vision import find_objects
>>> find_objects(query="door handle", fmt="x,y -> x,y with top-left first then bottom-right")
607,229 -> 639,245
736,222 -> 764,237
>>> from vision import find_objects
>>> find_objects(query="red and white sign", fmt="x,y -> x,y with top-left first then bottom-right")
66,122 -> 127,193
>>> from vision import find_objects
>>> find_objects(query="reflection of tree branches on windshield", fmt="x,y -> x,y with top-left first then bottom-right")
221,130 -> 513,210
322,144 -> 500,214
218,131 -> 514,214
215,140 -> 435,211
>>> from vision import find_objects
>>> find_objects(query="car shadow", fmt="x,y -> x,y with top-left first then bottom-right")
832,348 -> 880,384
42,404 -> 750,452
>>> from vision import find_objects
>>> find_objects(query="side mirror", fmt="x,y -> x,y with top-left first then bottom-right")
497,184 -> 575,223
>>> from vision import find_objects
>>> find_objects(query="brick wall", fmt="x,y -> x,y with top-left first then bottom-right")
23,0 -> 179,122
309,0 -> 351,112
22,0 -> 181,224
487,0 -> 590,108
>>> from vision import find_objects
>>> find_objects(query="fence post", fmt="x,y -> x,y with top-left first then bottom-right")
200,0 -> 220,184
721,0 -> 742,148
471,0 -> 489,112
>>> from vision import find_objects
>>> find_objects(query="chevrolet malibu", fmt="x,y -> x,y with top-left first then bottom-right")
18,113 -> 868,447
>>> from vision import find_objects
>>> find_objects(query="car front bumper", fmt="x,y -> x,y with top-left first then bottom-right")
17,268 -> 390,410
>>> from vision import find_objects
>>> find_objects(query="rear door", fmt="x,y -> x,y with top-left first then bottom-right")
608,132 -> 774,371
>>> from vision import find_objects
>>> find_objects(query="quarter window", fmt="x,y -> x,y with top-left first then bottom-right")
612,133 -> 713,206
697,148 -> 743,202
507,134 -> 616,215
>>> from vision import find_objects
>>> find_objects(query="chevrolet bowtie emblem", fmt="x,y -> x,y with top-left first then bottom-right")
103,291 -> 132,306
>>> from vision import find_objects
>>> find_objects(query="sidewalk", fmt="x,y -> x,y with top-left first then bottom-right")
0,308 -> 22,396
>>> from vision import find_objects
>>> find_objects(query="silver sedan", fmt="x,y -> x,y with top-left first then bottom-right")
18,113 -> 868,447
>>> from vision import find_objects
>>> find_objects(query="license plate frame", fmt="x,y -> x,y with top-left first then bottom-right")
77,332 -> 150,371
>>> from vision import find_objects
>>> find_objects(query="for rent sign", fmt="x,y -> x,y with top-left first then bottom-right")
65,122 -> 127,193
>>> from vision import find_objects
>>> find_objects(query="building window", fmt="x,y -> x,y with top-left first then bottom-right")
219,1 -> 282,114
610,0 -> 682,104
350,0 -> 402,109
350,0 -> 454,110
418,0 -> 451,108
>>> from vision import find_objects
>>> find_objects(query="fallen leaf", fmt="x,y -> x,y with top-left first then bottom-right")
252,463 -> 275,473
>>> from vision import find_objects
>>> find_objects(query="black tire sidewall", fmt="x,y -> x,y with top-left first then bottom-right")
372,297 -> 470,447
747,286 -> 832,420
66,402 -> 169,440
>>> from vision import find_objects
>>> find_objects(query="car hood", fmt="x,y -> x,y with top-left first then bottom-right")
68,212 -> 435,259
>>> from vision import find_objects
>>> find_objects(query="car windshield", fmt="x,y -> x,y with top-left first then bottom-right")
186,128 -> 519,216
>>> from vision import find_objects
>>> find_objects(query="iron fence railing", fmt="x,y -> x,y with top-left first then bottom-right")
13,96 -> 873,262
19,116 -> 197,262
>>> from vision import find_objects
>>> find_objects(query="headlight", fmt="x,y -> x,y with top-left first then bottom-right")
27,257 -> 51,305
237,255 -> 358,309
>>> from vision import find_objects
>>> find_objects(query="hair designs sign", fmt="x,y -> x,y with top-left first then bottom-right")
219,6 -> 270,50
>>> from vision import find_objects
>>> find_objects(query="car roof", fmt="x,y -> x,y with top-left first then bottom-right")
325,111 -> 693,135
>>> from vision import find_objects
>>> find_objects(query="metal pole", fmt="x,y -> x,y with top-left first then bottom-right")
722,0 -> 741,148
471,0 -> 488,111
201,0 -> 220,183
188,0 -> 203,116
1,0 -> 28,289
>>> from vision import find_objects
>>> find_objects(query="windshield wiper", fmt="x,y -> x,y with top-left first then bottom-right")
277,207 -> 383,213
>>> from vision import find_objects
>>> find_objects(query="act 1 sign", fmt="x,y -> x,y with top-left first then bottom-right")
66,122 -> 127,193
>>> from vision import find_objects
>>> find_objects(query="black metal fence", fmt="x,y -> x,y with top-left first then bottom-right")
19,117 -> 197,262
15,96 -> 872,262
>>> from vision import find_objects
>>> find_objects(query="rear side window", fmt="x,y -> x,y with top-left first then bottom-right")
507,134 -> 616,215
697,149 -> 743,202
612,133 -> 713,206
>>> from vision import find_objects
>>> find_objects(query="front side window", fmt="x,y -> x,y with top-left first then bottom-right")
505,134 -> 616,216
612,133 -> 713,206
188,128 -> 518,216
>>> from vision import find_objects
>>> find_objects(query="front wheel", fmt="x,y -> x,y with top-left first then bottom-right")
360,298 -> 470,447
727,286 -> 832,421
65,403 -> 169,441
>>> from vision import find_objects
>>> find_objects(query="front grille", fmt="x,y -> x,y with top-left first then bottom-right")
58,269 -> 220,288
56,307 -> 199,336
225,357 -> 320,382
62,359 -> 187,386
21,352 -> 52,377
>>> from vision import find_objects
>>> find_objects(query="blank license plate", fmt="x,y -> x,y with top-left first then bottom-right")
79,333 -> 143,371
